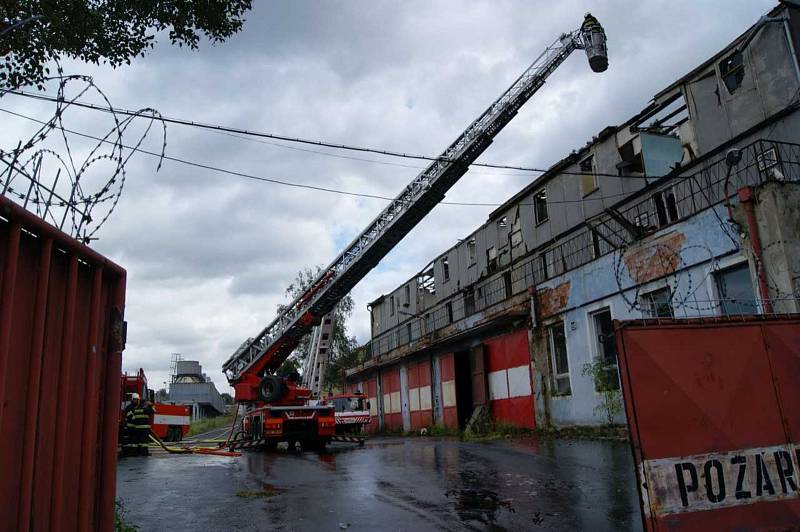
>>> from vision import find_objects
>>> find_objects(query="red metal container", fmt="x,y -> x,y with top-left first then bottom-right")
0,195 -> 126,532
616,315 -> 800,530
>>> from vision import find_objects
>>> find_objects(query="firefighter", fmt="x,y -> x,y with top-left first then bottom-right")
121,393 -> 141,456
133,400 -> 155,456
582,12 -> 604,35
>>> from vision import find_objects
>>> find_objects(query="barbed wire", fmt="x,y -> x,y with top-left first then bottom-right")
0,67 -> 166,242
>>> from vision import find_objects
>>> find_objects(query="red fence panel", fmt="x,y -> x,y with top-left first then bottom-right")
616,316 -> 800,530
0,196 -> 126,532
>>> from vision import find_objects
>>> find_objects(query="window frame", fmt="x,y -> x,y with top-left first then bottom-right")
714,261 -> 758,316
548,321 -> 571,396
467,238 -> 477,265
640,286 -> 674,318
441,257 -> 450,283
590,308 -> 620,391
719,50 -> 745,95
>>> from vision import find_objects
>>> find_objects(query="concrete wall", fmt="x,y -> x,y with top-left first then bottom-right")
733,181 -> 800,313
531,206 -> 745,427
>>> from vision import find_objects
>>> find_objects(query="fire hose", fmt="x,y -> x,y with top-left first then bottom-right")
148,431 -> 241,457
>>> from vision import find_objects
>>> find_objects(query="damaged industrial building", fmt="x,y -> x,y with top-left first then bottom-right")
346,2 -> 800,431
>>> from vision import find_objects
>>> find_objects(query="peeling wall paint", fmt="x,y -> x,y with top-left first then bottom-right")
624,232 -> 686,284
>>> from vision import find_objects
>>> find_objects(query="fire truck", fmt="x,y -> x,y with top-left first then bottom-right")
222,15 -> 608,451
120,369 -> 190,442
327,393 -> 371,435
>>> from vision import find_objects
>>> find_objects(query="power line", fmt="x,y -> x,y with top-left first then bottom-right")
0,106 -> 642,207
7,89 -> 652,180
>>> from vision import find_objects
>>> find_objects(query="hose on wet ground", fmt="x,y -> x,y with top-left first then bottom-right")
149,432 -> 242,457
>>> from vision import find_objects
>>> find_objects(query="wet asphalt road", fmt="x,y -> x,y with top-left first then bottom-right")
116,436 -> 642,531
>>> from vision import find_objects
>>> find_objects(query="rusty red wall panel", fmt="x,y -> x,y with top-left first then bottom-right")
0,196 -> 126,532
439,353 -> 454,381
616,316 -> 800,531
484,329 -> 529,372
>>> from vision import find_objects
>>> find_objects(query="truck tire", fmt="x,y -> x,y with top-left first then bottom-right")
258,375 -> 285,403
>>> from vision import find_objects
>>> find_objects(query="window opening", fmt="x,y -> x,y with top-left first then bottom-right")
534,189 -> 548,224
487,247 -> 498,273
464,287 -> 475,316
719,51 -> 745,94
548,322 -> 570,395
467,238 -> 477,264
640,287 -> 673,318
715,262 -> 758,315
580,155 -> 598,196
653,190 -> 679,226
592,309 -> 620,391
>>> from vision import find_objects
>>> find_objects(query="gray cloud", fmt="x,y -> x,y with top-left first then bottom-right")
1,0 -> 775,391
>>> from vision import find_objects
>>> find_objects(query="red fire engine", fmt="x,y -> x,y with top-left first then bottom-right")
120,368 -> 190,442
327,392 -> 371,435
221,15 -> 608,452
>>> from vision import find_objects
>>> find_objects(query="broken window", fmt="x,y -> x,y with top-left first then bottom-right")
464,287 -> 475,316
406,323 -> 412,343
404,284 -> 410,306
322,333 -> 329,340
390,295 -> 395,316
591,309 -> 620,391
446,301 -> 454,323
487,247 -> 498,273
640,287 -> 673,318
580,155 -> 598,196
653,189 -> 679,226
756,146 -> 785,181
548,322 -> 571,395
719,50 -> 745,94
467,238 -> 477,264
497,216 -> 508,228
441,257 -> 450,283
715,262 -> 758,315
617,139 -> 645,177
503,271 -> 513,298
534,189 -> 548,224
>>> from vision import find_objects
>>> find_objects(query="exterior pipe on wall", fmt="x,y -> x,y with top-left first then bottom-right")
737,186 -> 773,313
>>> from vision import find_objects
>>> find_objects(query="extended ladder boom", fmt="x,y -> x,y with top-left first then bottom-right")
223,16 -> 608,399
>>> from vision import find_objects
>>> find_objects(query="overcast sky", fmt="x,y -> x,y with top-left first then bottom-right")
1,0 -> 775,393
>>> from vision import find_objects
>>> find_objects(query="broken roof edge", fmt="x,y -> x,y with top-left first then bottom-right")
654,2 -> 791,102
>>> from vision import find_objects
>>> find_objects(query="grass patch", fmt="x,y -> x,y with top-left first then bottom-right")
463,421 -> 535,442
236,489 -> 278,499
535,424 -> 628,441
115,499 -> 138,532
187,414 -> 235,437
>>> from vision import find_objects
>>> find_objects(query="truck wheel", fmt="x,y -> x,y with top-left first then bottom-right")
258,375 -> 286,403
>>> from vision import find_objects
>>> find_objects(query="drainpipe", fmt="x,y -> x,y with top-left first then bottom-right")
737,186 -> 773,313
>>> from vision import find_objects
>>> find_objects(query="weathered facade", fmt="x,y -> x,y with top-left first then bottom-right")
347,3 -> 800,430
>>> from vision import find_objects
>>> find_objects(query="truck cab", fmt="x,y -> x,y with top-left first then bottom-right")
327,392 -> 371,435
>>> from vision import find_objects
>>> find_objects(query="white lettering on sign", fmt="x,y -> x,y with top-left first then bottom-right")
641,444 -> 800,516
